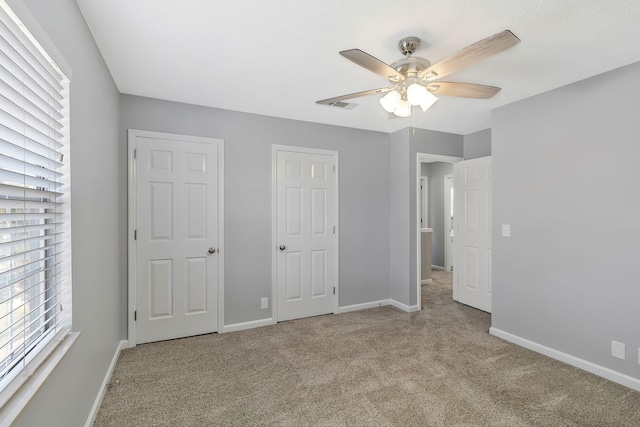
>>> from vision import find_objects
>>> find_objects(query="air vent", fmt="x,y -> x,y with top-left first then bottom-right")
327,101 -> 357,110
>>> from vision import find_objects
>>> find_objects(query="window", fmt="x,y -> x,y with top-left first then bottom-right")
0,0 -> 71,406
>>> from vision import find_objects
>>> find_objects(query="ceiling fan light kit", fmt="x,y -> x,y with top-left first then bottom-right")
317,30 -> 521,118
380,90 -> 401,113
379,84 -> 439,117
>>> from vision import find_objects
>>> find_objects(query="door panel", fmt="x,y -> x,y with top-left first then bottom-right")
454,156 -> 492,312
275,148 -> 336,321
133,133 -> 222,344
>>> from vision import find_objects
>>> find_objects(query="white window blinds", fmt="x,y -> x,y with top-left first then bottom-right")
0,0 -> 70,397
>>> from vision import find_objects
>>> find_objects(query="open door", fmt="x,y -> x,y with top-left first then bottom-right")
454,156 -> 492,312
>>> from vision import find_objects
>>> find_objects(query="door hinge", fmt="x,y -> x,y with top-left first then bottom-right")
134,149 -> 137,159
333,164 -> 336,173
134,229 -> 137,240
333,287 -> 336,295
134,310 -> 137,321
333,225 -> 335,234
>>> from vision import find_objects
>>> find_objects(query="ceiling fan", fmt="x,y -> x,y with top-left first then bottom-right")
316,30 -> 520,117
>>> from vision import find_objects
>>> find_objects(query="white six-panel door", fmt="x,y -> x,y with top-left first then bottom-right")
274,147 -> 337,322
129,130 -> 223,344
454,156 -> 492,313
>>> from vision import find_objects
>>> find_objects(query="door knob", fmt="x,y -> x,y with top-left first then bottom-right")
208,247 -> 216,254
279,244 -> 286,251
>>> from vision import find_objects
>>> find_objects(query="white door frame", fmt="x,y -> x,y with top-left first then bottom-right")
444,174 -> 454,273
271,145 -> 339,321
415,153 -> 463,311
128,129 -> 225,347
420,176 -> 429,229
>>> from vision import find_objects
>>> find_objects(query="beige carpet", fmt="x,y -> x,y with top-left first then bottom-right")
95,271 -> 640,426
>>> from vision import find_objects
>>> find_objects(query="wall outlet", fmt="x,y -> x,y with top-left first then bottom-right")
260,297 -> 268,309
611,340 -> 625,360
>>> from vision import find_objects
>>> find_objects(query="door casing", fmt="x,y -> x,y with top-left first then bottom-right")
444,174 -> 454,272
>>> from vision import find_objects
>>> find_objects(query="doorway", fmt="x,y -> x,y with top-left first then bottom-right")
415,153 -> 462,311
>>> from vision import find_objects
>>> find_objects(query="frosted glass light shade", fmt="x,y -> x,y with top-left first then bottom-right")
394,99 -> 411,117
419,91 -> 438,112
407,83 -> 428,106
380,90 -> 401,113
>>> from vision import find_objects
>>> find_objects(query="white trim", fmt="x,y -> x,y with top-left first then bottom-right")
416,153 -> 463,312
489,327 -> 640,392
336,300 -> 389,314
84,340 -> 128,427
431,265 -> 446,271
337,299 -> 419,314
271,145 -> 339,322
127,129 -> 224,347
420,176 -> 429,228
127,137 -> 136,347
443,174 -> 454,272
390,299 -> 420,313
421,279 -> 433,284
221,318 -> 275,334
0,332 -> 79,427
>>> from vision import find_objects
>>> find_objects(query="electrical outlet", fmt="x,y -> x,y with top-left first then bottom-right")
611,340 -> 625,360
261,297 -> 268,309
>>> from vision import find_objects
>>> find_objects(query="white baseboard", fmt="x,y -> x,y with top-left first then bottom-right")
421,279 -> 433,284
338,299 -> 420,314
337,300 -> 389,314
389,299 -> 420,313
85,340 -> 128,427
431,265 -> 446,271
221,318 -> 274,333
489,328 -> 640,392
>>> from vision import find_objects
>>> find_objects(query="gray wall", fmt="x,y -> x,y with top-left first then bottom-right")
121,95 -> 391,324
13,0 -> 123,425
389,129 -> 410,304
463,128 -> 491,159
408,128 -> 463,306
492,61 -> 640,380
425,162 -> 453,267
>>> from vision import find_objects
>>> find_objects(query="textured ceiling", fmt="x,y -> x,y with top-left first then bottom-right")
75,0 -> 640,135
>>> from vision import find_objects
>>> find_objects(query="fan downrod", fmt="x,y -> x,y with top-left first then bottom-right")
398,37 -> 420,56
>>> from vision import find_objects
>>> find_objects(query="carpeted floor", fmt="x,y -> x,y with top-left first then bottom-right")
94,271 -> 640,426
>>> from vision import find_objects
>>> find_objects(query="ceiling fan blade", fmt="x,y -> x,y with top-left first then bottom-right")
339,49 -> 405,82
316,87 -> 392,105
427,82 -> 501,99
418,30 -> 520,80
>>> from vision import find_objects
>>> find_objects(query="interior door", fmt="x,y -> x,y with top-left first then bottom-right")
454,156 -> 492,312
131,131 -> 223,344
275,147 -> 336,322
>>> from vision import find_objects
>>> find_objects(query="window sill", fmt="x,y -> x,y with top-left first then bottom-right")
0,331 -> 80,426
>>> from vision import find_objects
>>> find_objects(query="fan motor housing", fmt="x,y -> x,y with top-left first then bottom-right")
389,57 -> 432,81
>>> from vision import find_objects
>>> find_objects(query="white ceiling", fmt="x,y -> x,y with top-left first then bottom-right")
75,0 -> 640,135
